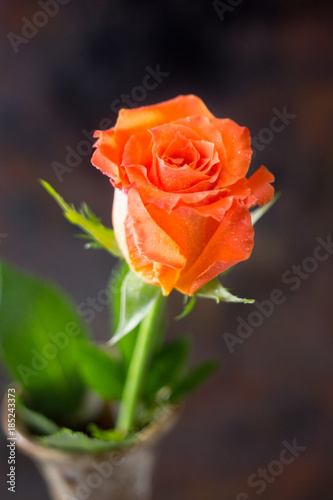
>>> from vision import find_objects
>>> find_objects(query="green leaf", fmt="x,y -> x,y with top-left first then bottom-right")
88,424 -> 135,445
38,428 -> 133,453
196,278 -> 254,304
169,360 -> 219,403
17,397 -> 60,436
250,193 -> 281,226
77,341 -> 124,401
40,180 -> 121,257
109,262 -> 167,369
110,268 -> 161,345
143,338 -> 190,400
0,259 -> 89,420
176,296 -> 196,320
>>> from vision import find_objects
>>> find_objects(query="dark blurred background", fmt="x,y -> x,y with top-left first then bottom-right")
1,0 -> 333,498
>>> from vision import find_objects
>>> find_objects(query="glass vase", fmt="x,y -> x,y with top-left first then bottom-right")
3,398 -> 178,500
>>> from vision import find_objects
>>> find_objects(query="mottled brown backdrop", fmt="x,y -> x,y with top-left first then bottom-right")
0,0 -> 333,498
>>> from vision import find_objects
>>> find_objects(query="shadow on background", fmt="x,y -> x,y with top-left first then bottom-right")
1,0 -> 333,498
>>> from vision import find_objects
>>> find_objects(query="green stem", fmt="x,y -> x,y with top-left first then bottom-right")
116,295 -> 164,433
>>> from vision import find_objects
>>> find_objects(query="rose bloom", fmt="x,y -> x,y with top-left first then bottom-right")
92,95 -> 274,296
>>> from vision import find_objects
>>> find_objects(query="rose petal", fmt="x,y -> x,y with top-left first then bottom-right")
246,165 -> 275,207
175,116 -> 228,173
124,163 -> 222,212
191,139 -> 218,172
113,189 -> 183,295
112,188 -> 131,260
155,158 -> 208,192
212,118 -> 252,187
92,130 -> 128,188
150,123 -> 221,192
115,95 -> 214,148
126,187 -> 186,269
122,132 -> 153,169
189,195 -> 234,219
175,200 -> 254,294
152,264 -> 181,295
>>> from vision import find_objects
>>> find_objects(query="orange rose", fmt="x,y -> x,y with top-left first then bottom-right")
92,95 -> 274,296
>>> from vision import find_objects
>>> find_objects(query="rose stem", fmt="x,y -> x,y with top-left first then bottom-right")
116,294 -> 164,433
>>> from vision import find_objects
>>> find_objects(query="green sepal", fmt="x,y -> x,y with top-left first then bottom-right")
40,180 -> 121,257
109,262 -> 139,367
195,278 -> 254,304
250,193 -> 281,226
110,268 -> 161,345
176,296 -> 196,320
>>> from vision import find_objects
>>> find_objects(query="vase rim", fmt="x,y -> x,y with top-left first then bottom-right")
2,385 -> 180,462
